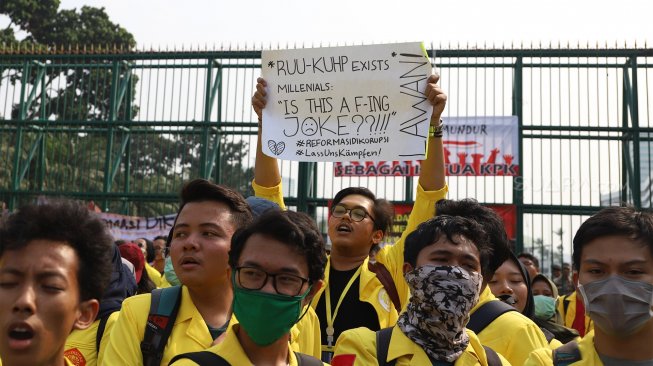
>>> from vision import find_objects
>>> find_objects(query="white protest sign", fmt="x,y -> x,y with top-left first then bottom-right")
261,42 -> 432,162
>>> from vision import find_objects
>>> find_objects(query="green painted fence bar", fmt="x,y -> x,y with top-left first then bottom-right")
2,46 -> 653,274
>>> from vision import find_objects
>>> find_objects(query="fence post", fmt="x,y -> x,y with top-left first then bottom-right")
512,56 -> 524,254
9,61 -> 32,210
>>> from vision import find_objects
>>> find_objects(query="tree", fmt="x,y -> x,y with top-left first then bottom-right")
1,2 -> 256,215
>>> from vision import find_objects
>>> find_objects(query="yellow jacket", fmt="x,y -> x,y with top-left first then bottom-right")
169,324 -> 327,366
333,325 -> 512,365
524,330 -> 601,366
471,287 -> 549,366
254,180 -> 448,326
101,286 -> 320,365
145,262 -> 162,287
557,292 -> 593,336
64,312 -> 118,366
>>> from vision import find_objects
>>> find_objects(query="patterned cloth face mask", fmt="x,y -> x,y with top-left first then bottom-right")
398,265 -> 483,363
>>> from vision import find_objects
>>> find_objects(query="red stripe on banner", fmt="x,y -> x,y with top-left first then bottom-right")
443,140 -> 482,147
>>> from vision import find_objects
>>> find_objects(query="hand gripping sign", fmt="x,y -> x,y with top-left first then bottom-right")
261,42 -> 432,162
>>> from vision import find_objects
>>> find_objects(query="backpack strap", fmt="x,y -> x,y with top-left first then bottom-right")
141,286 -> 183,366
296,352 -> 325,366
467,300 -> 517,334
375,327 -> 396,366
95,313 -> 113,353
168,351 -> 229,365
368,261 -> 402,313
562,295 -> 571,318
552,340 -> 581,366
482,345 -> 503,366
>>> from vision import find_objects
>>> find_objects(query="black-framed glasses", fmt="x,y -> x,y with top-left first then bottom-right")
331,204 -> 375,223
235,266 -> 309,296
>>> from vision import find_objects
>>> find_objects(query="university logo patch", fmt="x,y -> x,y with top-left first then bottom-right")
64,348 -> 87,366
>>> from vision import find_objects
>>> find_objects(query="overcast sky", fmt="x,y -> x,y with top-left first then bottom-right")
47,0 -> 653,48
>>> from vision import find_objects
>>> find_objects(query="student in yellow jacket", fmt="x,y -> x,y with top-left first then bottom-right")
556,290 -> 593,337
145,262 -> 162,288
435,199 -> 549,365
251,73 -> 448,361
103,180 -> 321,366
170,209 -> 327,365
0,201 -> 113,366
525,207 -> 653,365
64,243 -> 138,366
332,215 -> 510,366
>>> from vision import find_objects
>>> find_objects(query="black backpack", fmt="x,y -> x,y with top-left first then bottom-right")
552,341 -> 582,366
168,351 -> 322,365
375,327 -> 503,366
140,286 -> 183,366
466,300 -> 517,334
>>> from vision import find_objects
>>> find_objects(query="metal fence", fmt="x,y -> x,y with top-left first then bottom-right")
1,45 -> 652,274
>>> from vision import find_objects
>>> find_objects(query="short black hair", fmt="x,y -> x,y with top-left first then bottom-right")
0,199 -> 113,302
436,199 -> 510,279
153,235 -> 168,241
166,179 -> 254,247
229,210 -> 327,284
518,252 -> 540,269
404,215 -> 493,280
179,179 -> 253,231
332,187 -> 394,236
572,206 -> 653,271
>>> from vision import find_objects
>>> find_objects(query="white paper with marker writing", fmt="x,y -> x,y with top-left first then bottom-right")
261,42 -> 432,162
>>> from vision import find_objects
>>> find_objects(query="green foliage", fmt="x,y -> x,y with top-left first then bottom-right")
0,2 -> 256,215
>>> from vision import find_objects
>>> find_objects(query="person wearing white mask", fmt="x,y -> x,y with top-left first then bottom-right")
525,206 -> 653,366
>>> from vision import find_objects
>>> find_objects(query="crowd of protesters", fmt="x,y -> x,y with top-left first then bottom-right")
0,74 -> 651,366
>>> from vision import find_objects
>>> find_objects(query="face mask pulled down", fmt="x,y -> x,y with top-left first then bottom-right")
398,265 -> 483,363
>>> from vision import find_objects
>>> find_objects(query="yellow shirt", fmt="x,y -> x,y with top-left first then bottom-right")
471,287 -> 549,366
524,330 -> 602,366
557,292 -> 593,336
169,324 -> 327,366
64,312 -> 119,366
145,262 -> 162,287
253,180 -> 448,329
159,273 -> 172,288
102,286 -> 320,365
333,325 -> 512,366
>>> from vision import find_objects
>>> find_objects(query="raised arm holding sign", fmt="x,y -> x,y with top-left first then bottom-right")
251,43 -> 447,363
259,43 -> 435,162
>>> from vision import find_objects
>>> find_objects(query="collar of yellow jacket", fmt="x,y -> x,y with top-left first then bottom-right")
209,324 -> 299,366
577,330 -> 602,364
385,325 -> 487,365
175,285 -> 227,347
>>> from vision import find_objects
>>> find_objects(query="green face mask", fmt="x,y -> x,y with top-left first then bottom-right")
232,276 -> 311,346
533,295 -> 556,320
164,256 -> 181,286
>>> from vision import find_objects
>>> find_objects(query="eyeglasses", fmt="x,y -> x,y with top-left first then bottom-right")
235,266 -> 309,296
331,204 -> 375,223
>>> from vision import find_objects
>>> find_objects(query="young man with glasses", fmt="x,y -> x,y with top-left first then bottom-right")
251,73 -> 447,361
103,180 -> 322,365
170,209 -> 326,365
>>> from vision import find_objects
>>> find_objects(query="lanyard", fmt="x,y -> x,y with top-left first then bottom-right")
325,264 -> 363,348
